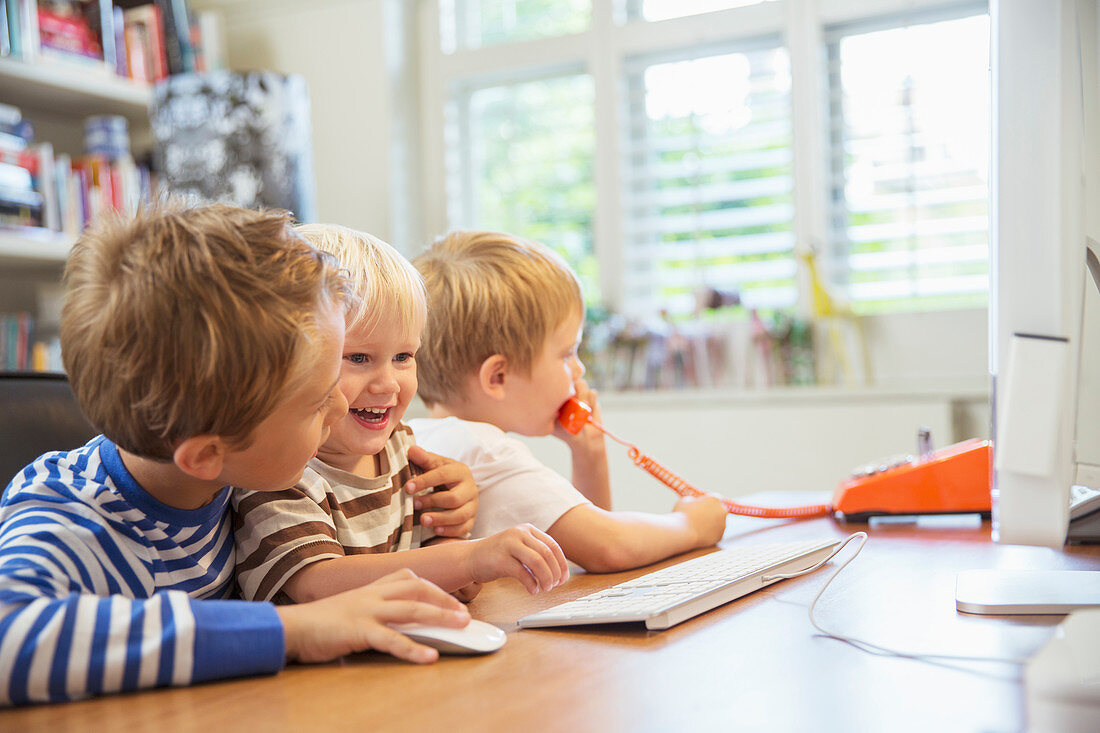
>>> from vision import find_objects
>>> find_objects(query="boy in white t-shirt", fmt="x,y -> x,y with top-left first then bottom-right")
409,230 -> 728,573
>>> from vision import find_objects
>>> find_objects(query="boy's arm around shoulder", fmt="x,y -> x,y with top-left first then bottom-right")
0,505 -> 284,705
404,444 -> 478,538
547,495 -> 728,573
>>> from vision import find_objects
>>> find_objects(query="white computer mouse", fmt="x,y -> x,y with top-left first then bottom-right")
1025,607 -> 1100,732
390,618 -> 507,655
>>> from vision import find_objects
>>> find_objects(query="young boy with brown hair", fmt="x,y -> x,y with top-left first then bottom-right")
409,230 -> 728,573
232,224 -> 568,606
0,204 -> 470,706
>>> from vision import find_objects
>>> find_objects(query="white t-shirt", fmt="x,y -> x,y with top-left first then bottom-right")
408,417 -> 591,538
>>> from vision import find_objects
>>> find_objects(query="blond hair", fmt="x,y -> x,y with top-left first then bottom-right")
295,223 -> 426,339
413,230 -> 583,407
61,202 -> 348,460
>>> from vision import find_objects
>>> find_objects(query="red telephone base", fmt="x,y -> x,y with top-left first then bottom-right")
832,439 -> 992,521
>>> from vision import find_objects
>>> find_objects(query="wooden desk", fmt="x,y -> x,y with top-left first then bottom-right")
7,511 -> 1099,732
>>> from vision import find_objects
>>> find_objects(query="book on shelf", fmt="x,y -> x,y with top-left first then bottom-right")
118,2 -> 225,81
0,311 -> 31,371
122,2 -> 166,81
154,0 -> 190,74
4,1 -> 21,58
0,121 -> 43,228
19,0 -> 39,60
0,311 -> 62,372
2,1 -> 224,82
0,103 -> 154,238
38,1 -> 103,64
0,1 -> 10,57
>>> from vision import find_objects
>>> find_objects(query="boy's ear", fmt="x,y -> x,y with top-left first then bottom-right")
173,435 -> 228,481
476,354 -> 509,400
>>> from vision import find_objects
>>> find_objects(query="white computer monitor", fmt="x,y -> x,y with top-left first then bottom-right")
955,0 -> 1100,614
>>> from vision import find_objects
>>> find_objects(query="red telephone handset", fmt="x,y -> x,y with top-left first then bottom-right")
558,397 -> 594,436
557,397 -> 832,519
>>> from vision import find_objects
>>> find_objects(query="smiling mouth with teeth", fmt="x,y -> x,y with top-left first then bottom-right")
351,407 -> 391,424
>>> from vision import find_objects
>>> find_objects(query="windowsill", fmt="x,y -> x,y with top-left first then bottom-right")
594,376 -> 989,409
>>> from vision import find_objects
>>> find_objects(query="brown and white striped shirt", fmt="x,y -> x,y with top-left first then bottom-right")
232,424 -> 433,603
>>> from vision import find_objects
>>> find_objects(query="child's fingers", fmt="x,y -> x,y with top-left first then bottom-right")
420,506 -> 476,533
376,599 -> 471,629
509,537 -> 566,592
408,463 -> 462,489
406,445 -> 447,471
371,570 -> 469,613
502,558 -> 540,594
364,624 -> 441,664
411,480 -> 466,506
428,517 -> 476,538
573,379 -> 600,415
525,526 -> 570,580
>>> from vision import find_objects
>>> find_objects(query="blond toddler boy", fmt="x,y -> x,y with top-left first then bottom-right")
233,224 -> 568,605
0,205 -> 469,706
409,230 -> 728,573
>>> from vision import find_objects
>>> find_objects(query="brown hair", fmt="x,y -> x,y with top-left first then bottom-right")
413,230 -> 583,407
61,202 -> 348,460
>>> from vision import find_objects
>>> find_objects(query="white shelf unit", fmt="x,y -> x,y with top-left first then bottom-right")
0,229 -> 73,266
0,55 -> 151,123
0,55 -> 153,356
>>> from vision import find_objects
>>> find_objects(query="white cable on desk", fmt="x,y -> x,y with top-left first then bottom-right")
763,532 -> 1030,665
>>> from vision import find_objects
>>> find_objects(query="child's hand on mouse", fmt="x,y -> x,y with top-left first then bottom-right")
276,568 -> 470,665
405,445 -> 478,537
673,495 -> 728,548
464,524 -> 569,594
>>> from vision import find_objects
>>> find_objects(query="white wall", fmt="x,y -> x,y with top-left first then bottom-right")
194,0 -> 399,240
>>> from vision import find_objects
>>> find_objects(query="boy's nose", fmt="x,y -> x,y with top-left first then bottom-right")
369,368 -> 400,394
572,356 -> 586,380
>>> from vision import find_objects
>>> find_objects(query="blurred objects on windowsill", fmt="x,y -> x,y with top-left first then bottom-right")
581,245 -> 880,393
581,287 -> 820,392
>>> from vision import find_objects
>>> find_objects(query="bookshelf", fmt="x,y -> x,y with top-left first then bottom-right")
0,53 -> 153,268
0,49 -> 154,371
0,1 -> 227,370
0,53 -> 152,268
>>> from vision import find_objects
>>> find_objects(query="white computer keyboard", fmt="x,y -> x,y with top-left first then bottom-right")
518,538 -> 842,630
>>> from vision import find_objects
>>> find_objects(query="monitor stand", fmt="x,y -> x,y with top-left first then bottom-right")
956,570 -> 1100,614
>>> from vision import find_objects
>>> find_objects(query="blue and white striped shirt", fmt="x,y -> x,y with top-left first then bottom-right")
0,436 -> 285,705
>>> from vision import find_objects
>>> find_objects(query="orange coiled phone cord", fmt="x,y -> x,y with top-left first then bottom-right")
559,398 -> 833,519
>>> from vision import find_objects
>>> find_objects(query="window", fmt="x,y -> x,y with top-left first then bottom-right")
625,0 -> 776,22
440,0 -> 590,51
826,13 -> 991,313
622,43 -> 795,315
426,0 -> 990,323
445,73 -> 598,297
